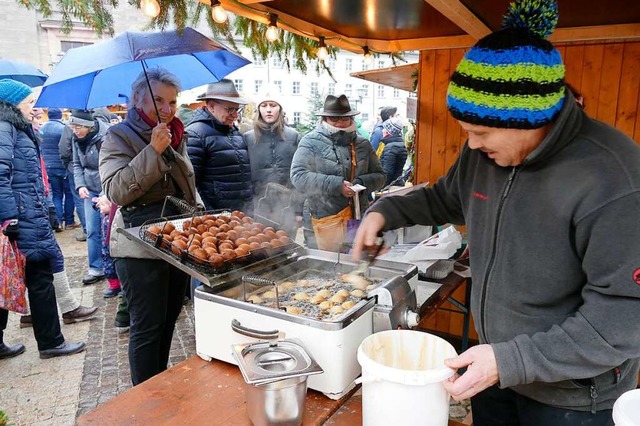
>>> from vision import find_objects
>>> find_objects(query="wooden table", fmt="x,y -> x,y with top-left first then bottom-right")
77,356 -> 467,425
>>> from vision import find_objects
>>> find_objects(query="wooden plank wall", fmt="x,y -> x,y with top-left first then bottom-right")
415,40 -> 640,342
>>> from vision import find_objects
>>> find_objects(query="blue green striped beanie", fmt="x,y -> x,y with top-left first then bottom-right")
447,0 -> 565,129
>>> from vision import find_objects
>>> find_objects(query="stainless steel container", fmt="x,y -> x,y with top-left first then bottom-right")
233,339 -> 323,426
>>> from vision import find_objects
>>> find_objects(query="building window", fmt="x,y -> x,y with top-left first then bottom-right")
293,112 -> 301,124
377,85 -> 385,98
345,58 -> 353,71
408,91 -> 417,98
254,57 -> 265,66
234,79 -> 244,93
292,81 -> 300,95
361,113 -> 369,122
60,41 -> 92,52
310,82 -> 319,96
274,80 -> 283,93
361,60 -> 369,71
345,84 -> 352,96
377,59 -> 386,69
360,85 -> 369,97
328,82 -> 336,95
254,80 -> 263,94
327,58 -> 336,70
272,57 -> 283,68
393,88 -> 401,98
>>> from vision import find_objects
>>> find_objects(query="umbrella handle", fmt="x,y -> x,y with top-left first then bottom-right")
141,60 -> 162,124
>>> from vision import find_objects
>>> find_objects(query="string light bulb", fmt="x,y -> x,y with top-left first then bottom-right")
363,46 -> 373,66
317,36 -> 328,61
265,14 -> 280,42
210,0 -> 228,24
140,0 -> 160,18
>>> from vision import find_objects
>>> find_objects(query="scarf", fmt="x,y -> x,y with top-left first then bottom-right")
136,108 -> 184,149
321,120 -> 357,136
75,125 -> 99,154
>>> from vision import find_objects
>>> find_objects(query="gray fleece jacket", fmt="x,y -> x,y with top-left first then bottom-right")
369,94 -> 640,411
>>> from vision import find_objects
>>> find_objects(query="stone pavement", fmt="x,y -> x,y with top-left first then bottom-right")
0,227 -> 470,425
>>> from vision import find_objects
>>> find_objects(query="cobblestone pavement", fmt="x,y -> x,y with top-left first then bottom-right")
0,228 -> 470,424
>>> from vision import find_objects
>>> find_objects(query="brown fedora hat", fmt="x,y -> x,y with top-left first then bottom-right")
197,79 -> 248,104
315,94 -> 360,117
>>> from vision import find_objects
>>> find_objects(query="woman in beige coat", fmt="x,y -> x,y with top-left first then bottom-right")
99,68 -> 199,385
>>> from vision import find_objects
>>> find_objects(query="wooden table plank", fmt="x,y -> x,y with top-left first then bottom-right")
78,356 -> 354,425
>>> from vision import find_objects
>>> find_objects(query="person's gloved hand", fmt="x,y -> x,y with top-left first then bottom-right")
49,207 -> 61,230
3,219 -> 19,242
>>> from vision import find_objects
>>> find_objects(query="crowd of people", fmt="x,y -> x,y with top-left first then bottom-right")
0,71 -> 410,384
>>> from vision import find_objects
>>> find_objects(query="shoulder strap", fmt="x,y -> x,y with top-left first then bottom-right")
349,141 -> 357,182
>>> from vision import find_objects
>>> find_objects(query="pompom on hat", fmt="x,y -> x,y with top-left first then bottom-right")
0,79 -> 33,106
447,0 -> 566,129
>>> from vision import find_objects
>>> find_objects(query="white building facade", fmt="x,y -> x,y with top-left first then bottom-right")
0,0 -> 417,132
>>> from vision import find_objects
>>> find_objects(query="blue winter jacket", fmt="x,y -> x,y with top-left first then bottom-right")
0,101 -> 58,261
185,107 -> 253,213
40,119 -> 66,178
379,135 -> 408,186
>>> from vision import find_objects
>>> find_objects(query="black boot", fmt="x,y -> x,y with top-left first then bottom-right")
39,341 -> 86,359
0,342 -> 26,359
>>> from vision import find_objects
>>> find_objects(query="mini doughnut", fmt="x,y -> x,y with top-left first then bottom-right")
275,230 -> 288,238
330,305 -> 344,315
221,250 -> 237,261
247,295 -> 263,304
162,222 -> 175,233
350,289 -> 366,298
310,294 -> 325,304
192,216 -> 203,226
336,289 -> 350,298
292,292 -> 309,301
341,301 -> 356,310
262,290 -> 277,299
319,301 -> 333,310
182,220 -> 191,231
147,225 -> 162,235
286,306 -> 303,315
316,289 -> 332,298
330,294 -> 346,304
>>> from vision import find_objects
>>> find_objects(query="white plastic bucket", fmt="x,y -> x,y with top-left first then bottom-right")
356,330 -> 457,426
613,389 -> 640,426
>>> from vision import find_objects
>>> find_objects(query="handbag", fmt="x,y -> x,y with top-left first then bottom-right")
311,142 -> 357,252
0,232 -> 28,314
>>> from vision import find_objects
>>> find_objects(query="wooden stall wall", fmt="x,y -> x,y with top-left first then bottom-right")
415,40 -> 640,342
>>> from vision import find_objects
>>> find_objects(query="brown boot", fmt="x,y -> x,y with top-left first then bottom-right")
62,305 -> 99,324
19,315 -> 32,328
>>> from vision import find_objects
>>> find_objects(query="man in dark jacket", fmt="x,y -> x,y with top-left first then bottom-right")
40,108 -> 79,230
353,0 -> 640,424
378,116 -> 407,186
70,109 -> 109,284
185,79 -> 253,213
59,123 -> 86,240
369,106 -> 397,151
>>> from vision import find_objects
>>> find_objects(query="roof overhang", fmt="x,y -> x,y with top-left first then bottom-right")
350,63 -> 419,92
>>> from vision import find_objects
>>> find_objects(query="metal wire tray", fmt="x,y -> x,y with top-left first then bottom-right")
139,210 -> 300,276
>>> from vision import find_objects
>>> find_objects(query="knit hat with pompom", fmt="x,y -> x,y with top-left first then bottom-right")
447,0 -> 565,129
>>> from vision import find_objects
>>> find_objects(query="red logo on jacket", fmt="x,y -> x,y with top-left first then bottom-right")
473,191 -> 488,201
633,268 -> 640,285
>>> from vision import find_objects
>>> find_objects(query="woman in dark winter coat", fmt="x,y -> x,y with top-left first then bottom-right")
378,116 -> 408,186
290,94 -> 385,251
186,79 -> 253,214
244,85 -> 301,233
0,79 -> 85,359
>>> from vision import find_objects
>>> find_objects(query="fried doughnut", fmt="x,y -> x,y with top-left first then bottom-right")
319,301 -> 333,310
286,306 -> 303,315
147,225 -> 162,235
310,294 -> 325,304
350,289 -> 366,298
330,294 -> 346,304
341,301 -> 356,310
262,290 -> 277,299
336,289 -> 350,298
247,295 -> 263,304
292,292 -> 309,301
330,305 -> 344,315
316,289 -> 332,298
275,230 -> 288,238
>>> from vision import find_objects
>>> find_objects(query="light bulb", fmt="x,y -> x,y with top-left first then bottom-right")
317,46 -> 328,61
266,25 -> 279,42
211,2 -> 228,24
363,46 -> 373,66
140,0 -> 160,18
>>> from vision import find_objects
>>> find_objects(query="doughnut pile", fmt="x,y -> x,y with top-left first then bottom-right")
145,210 -> 290,269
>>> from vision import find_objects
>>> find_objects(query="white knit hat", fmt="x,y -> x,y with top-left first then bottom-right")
255,83 -> 285,109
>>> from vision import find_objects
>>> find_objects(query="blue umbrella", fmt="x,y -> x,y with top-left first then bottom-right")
0,59 -> 48,87
36,27 -> 251,109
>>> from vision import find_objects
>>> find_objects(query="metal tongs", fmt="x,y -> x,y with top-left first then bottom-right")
349,236 -> 385,276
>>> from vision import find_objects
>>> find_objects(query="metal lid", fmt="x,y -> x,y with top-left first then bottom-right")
231,338 -> 323,385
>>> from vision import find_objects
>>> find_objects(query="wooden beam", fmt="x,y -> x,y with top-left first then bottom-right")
237,0 -> 274,4
550,24 -> 640,42
423,0 -> 491,40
